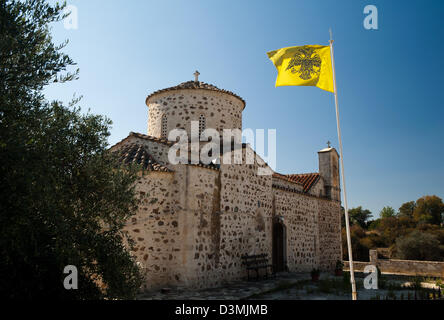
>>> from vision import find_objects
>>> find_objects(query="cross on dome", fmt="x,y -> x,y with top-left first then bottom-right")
194,70 -> 200,82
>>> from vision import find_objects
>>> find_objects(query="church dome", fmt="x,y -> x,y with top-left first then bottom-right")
145,74 -> 245,140
146,80 -> 246,109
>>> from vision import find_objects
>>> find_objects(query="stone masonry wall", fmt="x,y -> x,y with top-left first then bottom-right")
376,259 -> 444,277
217,148 -> 273,284
121,144 -> 342,291
147,89 -> 244,139
344,250 -> 444,277
123,171 -> 181,291
272,175 -> 304,193
308,178 -> 324,197
173,165 -> 222,288
177,147 -> 273,289
318,199 -> 342,270
272,186 -> 341,272
273,189 -> 320,272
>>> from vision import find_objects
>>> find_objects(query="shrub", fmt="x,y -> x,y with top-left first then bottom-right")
395,231 -> 441,261
342,225 -> 371,261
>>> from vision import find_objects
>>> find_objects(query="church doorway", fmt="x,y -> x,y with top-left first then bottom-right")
272,218 -> 286,272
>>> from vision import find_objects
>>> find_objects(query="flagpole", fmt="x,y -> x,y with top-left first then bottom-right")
329,29 -> 357,300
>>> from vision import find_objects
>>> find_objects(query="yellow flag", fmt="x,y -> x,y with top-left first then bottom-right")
267,45 -> 334,93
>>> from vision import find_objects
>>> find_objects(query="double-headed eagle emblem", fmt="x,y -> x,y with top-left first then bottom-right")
285,47 -> 322,80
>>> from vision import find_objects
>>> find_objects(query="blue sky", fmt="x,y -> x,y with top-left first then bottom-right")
44,0 -> 444,218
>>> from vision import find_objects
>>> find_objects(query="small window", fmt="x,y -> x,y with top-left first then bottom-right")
198,114 -> 206,138
161,114 -> 168,138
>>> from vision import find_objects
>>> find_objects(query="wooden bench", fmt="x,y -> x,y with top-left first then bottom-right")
241,253 -> 275,281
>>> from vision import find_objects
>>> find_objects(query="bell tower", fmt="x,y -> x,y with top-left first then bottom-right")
318,144 -> 341,201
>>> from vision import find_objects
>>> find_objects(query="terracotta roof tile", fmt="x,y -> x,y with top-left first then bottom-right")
272,172 -> 304,186
145,81 -> 246,109
128,132 -> 174,146
114,143 -> 171,172
112,136 -> 219,171
286,173 -> 320,193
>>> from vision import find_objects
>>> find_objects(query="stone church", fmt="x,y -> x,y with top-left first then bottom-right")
110,74 -> 342,291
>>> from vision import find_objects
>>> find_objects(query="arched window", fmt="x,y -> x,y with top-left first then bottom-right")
161,114 -> 168,139
198,114 -> 206,138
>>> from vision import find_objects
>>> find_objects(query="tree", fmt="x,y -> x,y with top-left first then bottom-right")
367,219 -> 381,230
416,224 -> 444,246
342,225 -> 369,261
348,206 -> 372,229
413,196 -> 444,225
374,216 -> 416,247
399,201 -> 416,218
395,231 -> 441,261
380,206 -> 397,219
0,0 -> 142,299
